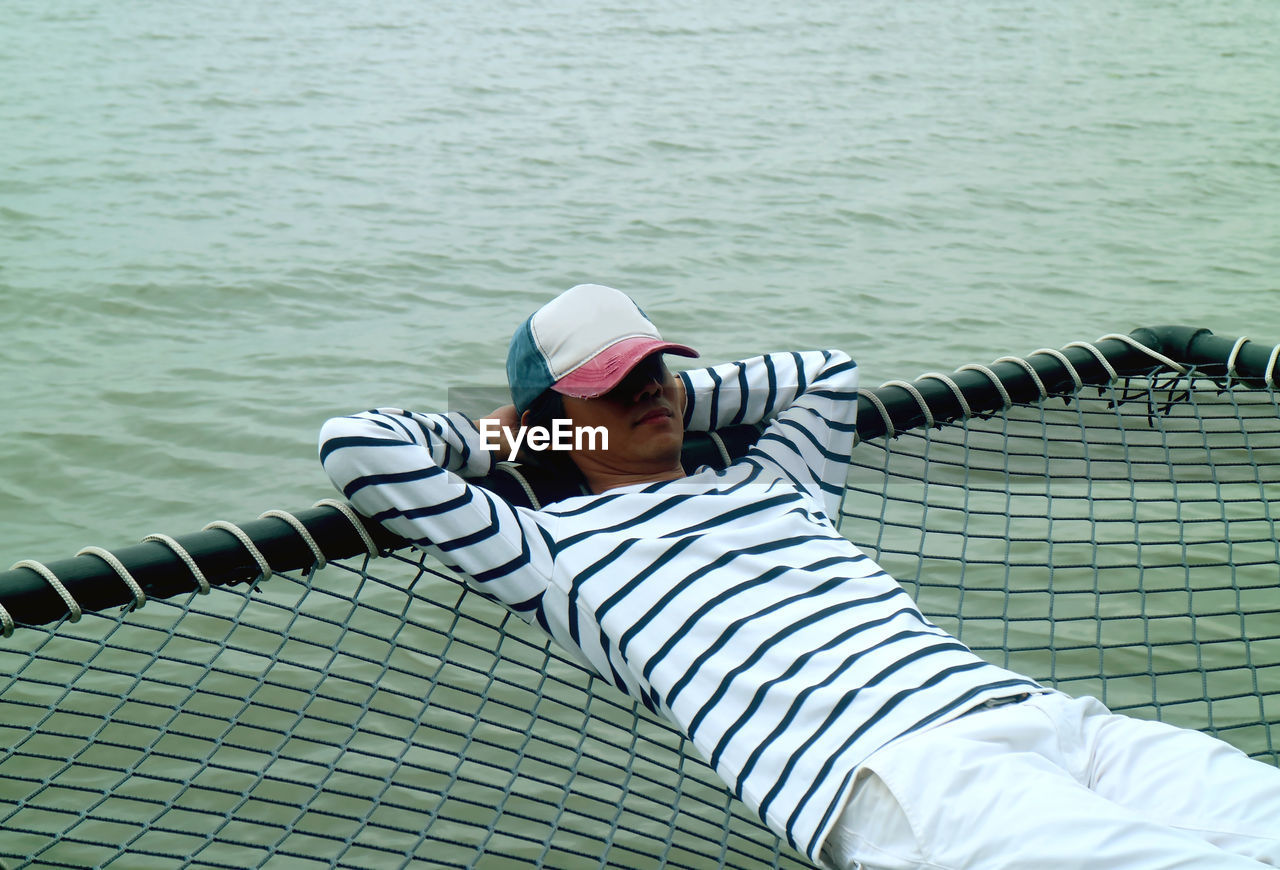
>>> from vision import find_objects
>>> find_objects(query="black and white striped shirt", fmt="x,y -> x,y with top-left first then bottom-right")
319,350 -> 1041,861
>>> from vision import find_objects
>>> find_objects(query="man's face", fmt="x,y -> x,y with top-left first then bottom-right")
561,353 -> 685,476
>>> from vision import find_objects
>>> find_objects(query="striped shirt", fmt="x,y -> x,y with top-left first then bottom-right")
319,350 -> 1042,862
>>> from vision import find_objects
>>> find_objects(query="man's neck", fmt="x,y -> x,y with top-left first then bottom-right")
585,464 -> 687,494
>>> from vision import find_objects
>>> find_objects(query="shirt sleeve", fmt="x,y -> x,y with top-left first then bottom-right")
678,350 -> 858,518
318,408 -> 556,621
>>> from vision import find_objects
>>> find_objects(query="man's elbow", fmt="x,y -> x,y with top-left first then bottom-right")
317,412 -> 396,465
318,414 -> 357,460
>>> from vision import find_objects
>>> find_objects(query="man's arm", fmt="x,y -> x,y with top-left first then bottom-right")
318,408 -> 555,620
678,350 -> 858,518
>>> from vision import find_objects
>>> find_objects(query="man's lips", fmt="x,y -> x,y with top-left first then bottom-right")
635,407 -> 673,426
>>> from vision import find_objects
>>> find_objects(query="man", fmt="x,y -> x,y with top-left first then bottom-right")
320,283 -> 1280,869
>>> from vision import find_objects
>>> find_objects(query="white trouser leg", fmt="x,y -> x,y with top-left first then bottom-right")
820,692 -> 1280,870
1057,692 -> 1280,864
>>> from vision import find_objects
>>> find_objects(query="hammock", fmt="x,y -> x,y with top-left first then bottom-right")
2,326 -> 1277,868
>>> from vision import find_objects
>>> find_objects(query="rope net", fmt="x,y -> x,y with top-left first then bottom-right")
3,349 -> 1279,868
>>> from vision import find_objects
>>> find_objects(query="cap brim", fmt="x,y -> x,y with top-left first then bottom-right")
551,336 -> 698,399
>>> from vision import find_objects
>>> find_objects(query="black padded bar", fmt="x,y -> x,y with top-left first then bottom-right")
0,506 -> 403,627
851,326 -> 1206,440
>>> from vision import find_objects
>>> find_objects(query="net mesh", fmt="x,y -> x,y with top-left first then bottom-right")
3,363 -> 1278,868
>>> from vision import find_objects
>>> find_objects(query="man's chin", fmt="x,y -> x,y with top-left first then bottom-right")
644,437 -> 685,469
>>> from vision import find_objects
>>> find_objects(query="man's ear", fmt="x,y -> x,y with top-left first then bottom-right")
520,409 -> 533,428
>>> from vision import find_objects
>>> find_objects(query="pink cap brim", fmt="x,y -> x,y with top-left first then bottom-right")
552,336 -> 699,399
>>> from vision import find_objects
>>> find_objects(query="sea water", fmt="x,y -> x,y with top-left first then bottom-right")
3,0 -> 1277,560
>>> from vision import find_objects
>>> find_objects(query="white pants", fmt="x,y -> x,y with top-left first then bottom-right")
820,692 -> 1280,870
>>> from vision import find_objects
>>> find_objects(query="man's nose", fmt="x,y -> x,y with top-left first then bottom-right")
633,374 -> 662,402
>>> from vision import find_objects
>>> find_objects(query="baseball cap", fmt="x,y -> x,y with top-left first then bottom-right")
507,284 -> 699,414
